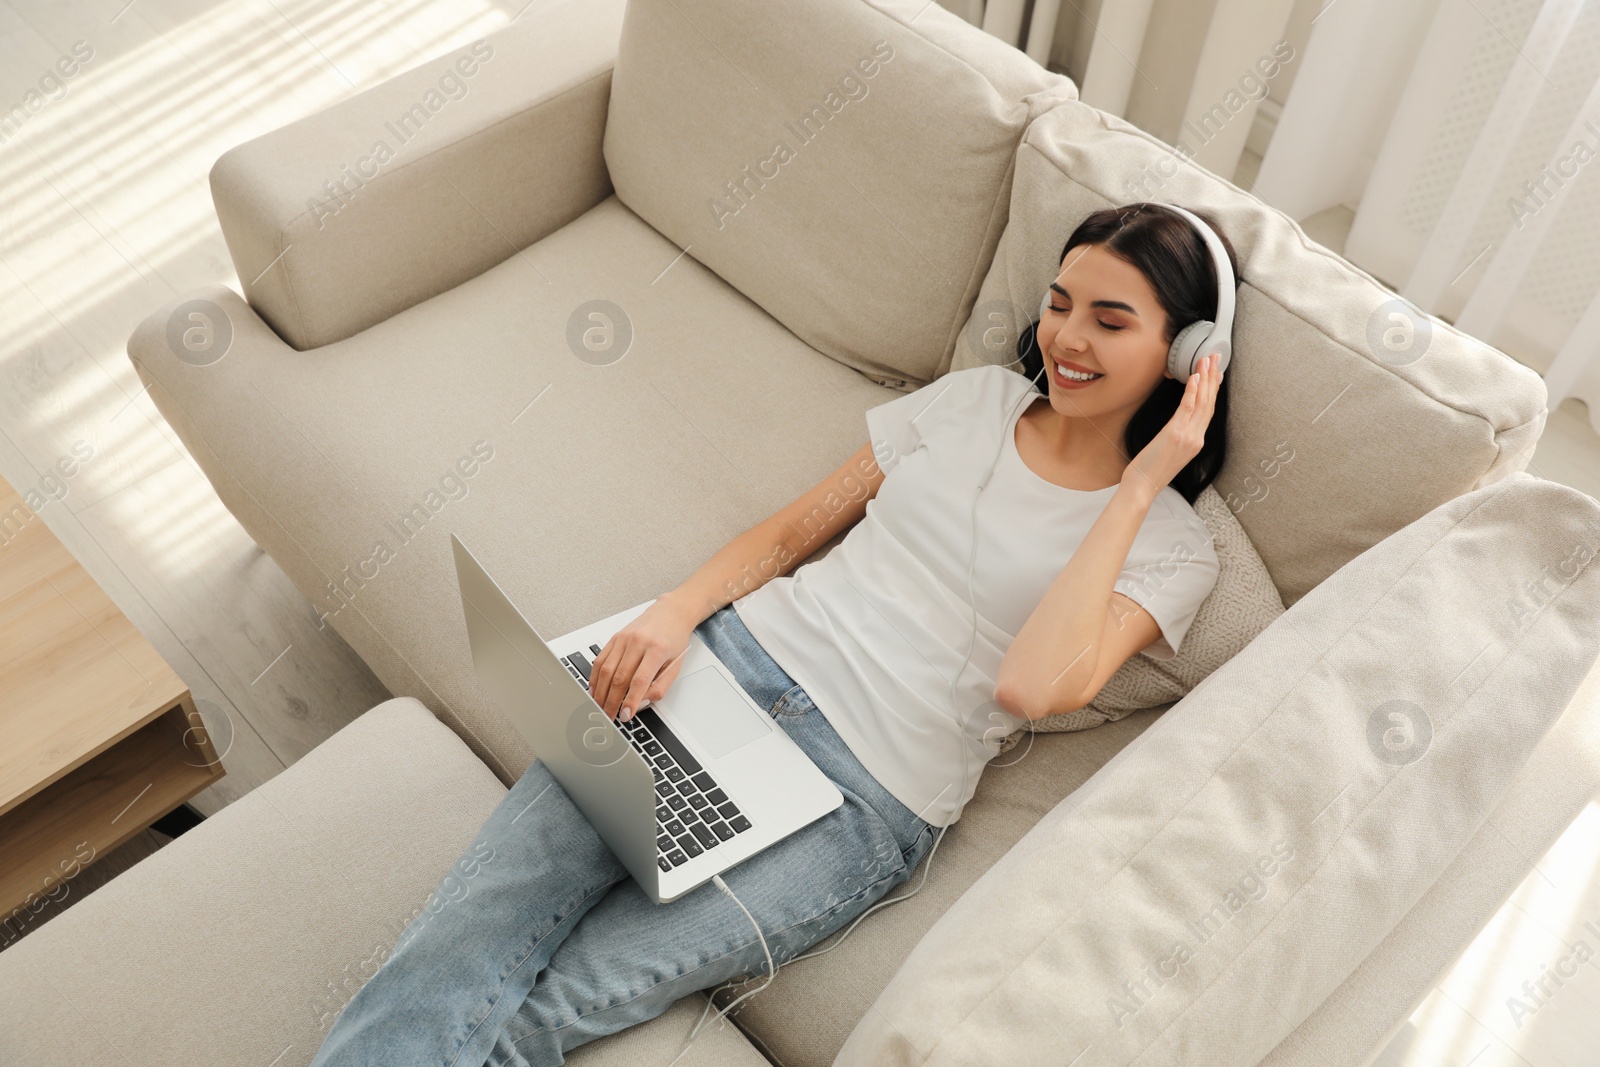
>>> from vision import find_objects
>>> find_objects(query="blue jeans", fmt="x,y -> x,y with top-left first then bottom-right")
309,604 -> 937,1067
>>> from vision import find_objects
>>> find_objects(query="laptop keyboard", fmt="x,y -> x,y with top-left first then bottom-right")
561,646 -> 754,871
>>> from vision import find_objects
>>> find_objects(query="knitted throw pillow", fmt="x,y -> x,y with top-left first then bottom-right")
996,484 -> 1284,753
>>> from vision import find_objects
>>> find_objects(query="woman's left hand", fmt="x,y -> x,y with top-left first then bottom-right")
1120,352 -> 1224,502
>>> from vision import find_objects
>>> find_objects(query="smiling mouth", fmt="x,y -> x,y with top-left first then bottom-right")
1052,356 -> 1104,383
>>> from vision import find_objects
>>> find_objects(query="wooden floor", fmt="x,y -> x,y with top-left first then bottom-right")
2,5 -> 1599,1061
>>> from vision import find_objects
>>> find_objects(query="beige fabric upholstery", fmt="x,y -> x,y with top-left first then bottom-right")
838,474 -> 1600,1066
1261,650 -> 1600,1065
955,99 -> 1549,606
602,0 -> 1077,388
0,698 -> 768,1067
130,196 -> 902,790
210,0 -> 626,351
1002,482 -> 1286,743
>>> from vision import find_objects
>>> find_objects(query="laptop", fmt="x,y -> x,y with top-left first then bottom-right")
450,534 -> 844,903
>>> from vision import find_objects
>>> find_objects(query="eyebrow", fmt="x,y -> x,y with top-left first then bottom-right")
1049,282 -> 1139,316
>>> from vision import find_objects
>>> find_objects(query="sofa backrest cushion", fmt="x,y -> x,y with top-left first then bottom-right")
952,100 -> 1549,605
603,0 -> 1077,388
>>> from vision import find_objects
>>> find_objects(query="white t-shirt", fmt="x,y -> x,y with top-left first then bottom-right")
732,365 -> 1220,826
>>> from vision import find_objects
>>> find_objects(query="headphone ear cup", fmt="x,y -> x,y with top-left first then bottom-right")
1167,319 -> 1214,380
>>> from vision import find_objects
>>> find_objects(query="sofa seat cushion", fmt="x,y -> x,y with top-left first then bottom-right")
954,98 -> 1549,606
0,698 -> 768,1066
604,0 -> 1077,387
129,195 -> 904,788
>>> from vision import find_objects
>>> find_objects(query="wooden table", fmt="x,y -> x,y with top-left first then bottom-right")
0,473 -> 222,938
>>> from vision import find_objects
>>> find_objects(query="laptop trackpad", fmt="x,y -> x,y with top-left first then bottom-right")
661,667 -> 771,760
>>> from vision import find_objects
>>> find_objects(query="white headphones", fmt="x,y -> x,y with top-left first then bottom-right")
1039,203 -> 1236,381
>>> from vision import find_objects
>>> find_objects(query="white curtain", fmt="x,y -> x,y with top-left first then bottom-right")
1267,0 -> 1600,431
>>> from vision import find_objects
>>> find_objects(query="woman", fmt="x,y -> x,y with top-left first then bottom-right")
310,202 -> 1234,1067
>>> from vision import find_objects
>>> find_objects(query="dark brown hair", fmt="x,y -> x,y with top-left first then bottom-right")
1015,202 -> 1239,505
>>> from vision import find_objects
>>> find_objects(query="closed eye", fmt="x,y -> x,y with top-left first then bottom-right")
1046,303 -> 1125,331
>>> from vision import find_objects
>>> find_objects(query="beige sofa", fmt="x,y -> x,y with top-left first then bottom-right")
4,0 -> 1600,1064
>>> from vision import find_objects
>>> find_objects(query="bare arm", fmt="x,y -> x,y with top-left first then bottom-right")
992,483 -> 1163,720
589,442 -> 885,718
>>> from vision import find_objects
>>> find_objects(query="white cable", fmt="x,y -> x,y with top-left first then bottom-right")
789,358 -> 1048,965
786,812 -> 949,964
782,358 -> 1048,973
666,355 -> 1048,1066
945,360 -> 1051,824
665,874 -> 776,1064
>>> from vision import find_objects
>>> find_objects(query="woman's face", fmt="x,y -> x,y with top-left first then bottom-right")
1037,243 -> 1172,417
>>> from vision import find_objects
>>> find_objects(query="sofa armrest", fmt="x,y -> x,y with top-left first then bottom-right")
211,0 -> 626,351
0,697 -> 770,1067
0,699 -> 508,1064
838,473 -> 1600,1066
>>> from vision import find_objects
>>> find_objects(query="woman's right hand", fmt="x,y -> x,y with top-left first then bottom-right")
588,592 -> 705,721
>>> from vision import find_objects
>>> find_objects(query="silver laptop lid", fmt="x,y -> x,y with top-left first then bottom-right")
450,533 -> 659,894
